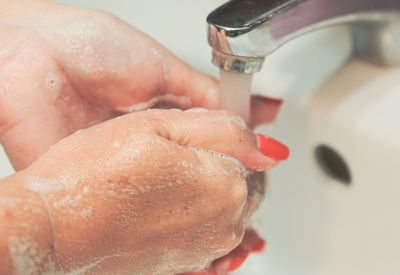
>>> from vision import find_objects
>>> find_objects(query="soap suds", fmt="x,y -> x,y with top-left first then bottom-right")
180,160 -> 195,169
24,177 -> 65,194
82,186 -> 90,194
154,138 -> 170,151
154,249 -> 212,275
214,113 -> 247,131
24,176 -> 79,195
0,197 -> 21,207
83,46 -> 95,56
74,129 -> 84,135
67,254 -> 127,275
56,20 -> 102,54
150,47 -> 169,81
54,193 -> 83,209
0,82 -> 12,97
186,108 -> 208,113
112,140 -> 121,149
115,94 -> 192,113
80,206 -> 93,218
8,236 -> 56,275
231,231 -> 237,241
188,147 -> 248,177
37,192 -> 55,255
8,235 -> 126,275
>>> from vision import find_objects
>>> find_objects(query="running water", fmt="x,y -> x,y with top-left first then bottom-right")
219,69 -> 265,210
219,69 -> 253,124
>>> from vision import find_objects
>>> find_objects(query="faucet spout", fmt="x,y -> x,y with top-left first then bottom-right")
207,0 -> 400,73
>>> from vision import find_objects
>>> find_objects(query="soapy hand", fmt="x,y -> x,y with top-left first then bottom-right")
0,1 -> 288,273
0,109 -> 283,274
0,0 -> 281,171
181,228 -> 267,275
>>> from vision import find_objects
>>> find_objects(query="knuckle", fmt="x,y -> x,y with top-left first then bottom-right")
226,172 -> 247,208
196,220 -> 245,258
214,168 -> 247,211
198,153 -> 247,207
217,224 -> 246,254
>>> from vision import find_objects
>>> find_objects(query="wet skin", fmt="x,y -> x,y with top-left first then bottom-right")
0,1 -> 285,274
0,109 -> 279,274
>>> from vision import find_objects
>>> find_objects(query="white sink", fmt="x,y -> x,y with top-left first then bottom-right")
1,1 -> 400,274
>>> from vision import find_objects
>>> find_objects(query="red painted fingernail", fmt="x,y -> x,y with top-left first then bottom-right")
257,134 -> 290,161
258,95 -> 283,105
250,239 -> 266,253
227,253 -> 249,272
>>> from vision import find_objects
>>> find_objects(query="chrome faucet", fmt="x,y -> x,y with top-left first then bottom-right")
207,0 -> 400,74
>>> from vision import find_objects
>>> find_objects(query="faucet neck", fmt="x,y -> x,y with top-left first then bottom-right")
208,0 -> 400,73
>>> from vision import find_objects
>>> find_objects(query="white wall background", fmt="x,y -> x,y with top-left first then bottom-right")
0,147 -> 13,177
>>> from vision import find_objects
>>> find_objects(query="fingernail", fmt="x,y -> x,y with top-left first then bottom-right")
227,252 -> 249,272
258,95 -> 283,105
250,239 -> 266,253
257,134 -> 290,161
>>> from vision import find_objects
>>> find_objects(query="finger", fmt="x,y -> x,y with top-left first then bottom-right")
249,95 -> 283,128
180,228 -> 265,275
212,228 -> 266,273
130,109 -> 289,170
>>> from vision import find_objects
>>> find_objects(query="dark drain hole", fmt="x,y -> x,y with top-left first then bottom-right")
315,145 -> 352,185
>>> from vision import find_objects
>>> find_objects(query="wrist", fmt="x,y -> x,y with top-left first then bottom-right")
0,172 -> 58,273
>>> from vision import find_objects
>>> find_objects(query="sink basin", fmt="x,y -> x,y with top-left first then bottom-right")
1,1 -> 399,274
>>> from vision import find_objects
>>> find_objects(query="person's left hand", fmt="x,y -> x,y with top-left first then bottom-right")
0,0 -> 281,171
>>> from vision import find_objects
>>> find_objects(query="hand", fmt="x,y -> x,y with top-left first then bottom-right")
180,228 -> 266,275
0,109 -> 281,274
0,0 -> 281,170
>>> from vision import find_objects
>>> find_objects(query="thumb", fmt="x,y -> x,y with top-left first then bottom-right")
132,109 -> 289,171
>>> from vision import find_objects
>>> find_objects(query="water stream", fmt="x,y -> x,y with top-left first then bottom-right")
219,69 -> 265,211
219,69 -> 253,124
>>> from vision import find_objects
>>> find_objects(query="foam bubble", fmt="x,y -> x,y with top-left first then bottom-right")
83,186 -> 90,194
24,177 -> 65,194
83,46 -> 95,56
45,72 -> 63,97
230,115 -> 247,130
8,236 -> 56,274
188,147 -> 248,176
80,207 -> 93,218
214,114 -> 247,131
112,140 -> 121,149
186,108 -> 208,113
150,47 -> 170,81
115,94 -> 192,113
154,248 -> 212,275
0,197 -> 20,207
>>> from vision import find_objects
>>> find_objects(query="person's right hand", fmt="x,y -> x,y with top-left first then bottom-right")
0,109 -> 286,274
